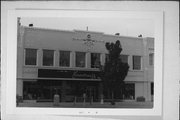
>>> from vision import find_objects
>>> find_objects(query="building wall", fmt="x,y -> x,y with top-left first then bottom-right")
17,26 -> 154,101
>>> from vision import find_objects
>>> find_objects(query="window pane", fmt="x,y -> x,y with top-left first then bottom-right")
120,55 -> 128,63
133,56 -> 141,70
91,53 -> 101,68
76,52 -> 86,67
43,50 -> 54,66
149,53 -> 154,66
25,48 -> 37,65
59,51 -> 70,67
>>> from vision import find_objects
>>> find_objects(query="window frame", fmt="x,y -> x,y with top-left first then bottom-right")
59,50 -> 71,67
132,55 -> 142,71
24,48 -> 38,66
42,49 -> 55,67
91,52 -> 101,68
75,51 -> 86,68
120,54 -> 129,64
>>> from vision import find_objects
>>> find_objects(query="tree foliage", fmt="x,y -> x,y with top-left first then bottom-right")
100,40 -> 129,100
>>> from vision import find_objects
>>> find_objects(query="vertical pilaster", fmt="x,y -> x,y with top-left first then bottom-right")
38,49 -> 42,67
17,79 -> 23,97
101,53 -> 105,66
129,55 -> 133,70
142,38 -> 149,101
71,51 -> 75,67
86,52 -> 91,68
54,50 -> 59,67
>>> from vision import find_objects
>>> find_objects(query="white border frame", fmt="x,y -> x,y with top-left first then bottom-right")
2,8 -> 167,119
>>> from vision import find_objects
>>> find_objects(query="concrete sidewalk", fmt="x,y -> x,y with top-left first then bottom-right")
17,101 -> 153,108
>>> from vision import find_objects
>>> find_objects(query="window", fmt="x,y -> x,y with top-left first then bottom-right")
123,83 -> 135,100
91,53 -> 101,68
149,53 -> 154,66
25,48 -> 37,65
151,82 -> 154,95
59,51 -> 70,67
43,50 -> 54,66
133,55 -> 141,70
23,81 -> 38,100
76,52 -> 86,67
120,55 -> 128,63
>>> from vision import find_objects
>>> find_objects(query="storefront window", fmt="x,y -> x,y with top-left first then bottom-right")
91,53 -> 101,68
133,55 -> 141,70
120,55 -> 128,63
76,52 -> 86,67
43,50 -> 54,66
25,48 -> 37,65
23,81 -> 38,100
123,83 -> 135,100
59,51 -> 70,67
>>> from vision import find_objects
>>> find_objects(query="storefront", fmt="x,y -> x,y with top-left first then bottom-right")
23,69 -> 102,102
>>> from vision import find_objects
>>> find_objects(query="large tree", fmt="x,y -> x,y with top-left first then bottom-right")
100,40 -> 129,105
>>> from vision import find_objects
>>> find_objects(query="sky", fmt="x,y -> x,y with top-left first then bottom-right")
20,17 -> 154,38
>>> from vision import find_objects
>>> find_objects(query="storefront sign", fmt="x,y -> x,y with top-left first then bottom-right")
38,69 -> 100,79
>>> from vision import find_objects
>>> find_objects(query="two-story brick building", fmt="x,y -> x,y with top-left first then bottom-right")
16,23 -> 154,103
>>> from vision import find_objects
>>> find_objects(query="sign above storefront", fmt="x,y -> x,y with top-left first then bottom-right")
38,69 -> 101,79
73,34 -> 105,51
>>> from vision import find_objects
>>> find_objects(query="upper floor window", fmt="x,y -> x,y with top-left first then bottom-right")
59,51 -> 70,67
76,52 -> 86,67
149,53 -> 154,66
91,53 -> 101,68
43,50 -> 54,66
133,55 -> 141,70
25,48 -> 37,66
120,55 -> 128,63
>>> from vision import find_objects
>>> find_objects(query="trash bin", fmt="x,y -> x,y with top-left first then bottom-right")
53,94 -> 60,106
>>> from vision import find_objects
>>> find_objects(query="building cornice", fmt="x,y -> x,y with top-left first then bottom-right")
21,25 -> 154,40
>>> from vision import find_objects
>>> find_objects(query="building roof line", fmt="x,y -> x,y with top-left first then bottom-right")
21,25 -> 154,39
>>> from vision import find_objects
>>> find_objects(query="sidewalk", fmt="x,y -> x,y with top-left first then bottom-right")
17,101 -> 153,108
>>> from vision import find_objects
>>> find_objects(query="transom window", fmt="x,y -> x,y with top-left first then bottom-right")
25,48 -> 37,65
76,52 -> 86,67
120,55 -> 128,63
59,51 -> 70,67
43,50 -> 54,66
132,55 -> 141,70
91,53 -> 101,68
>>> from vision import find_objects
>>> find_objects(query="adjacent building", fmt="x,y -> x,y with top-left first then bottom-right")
17,24 -> 154,103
